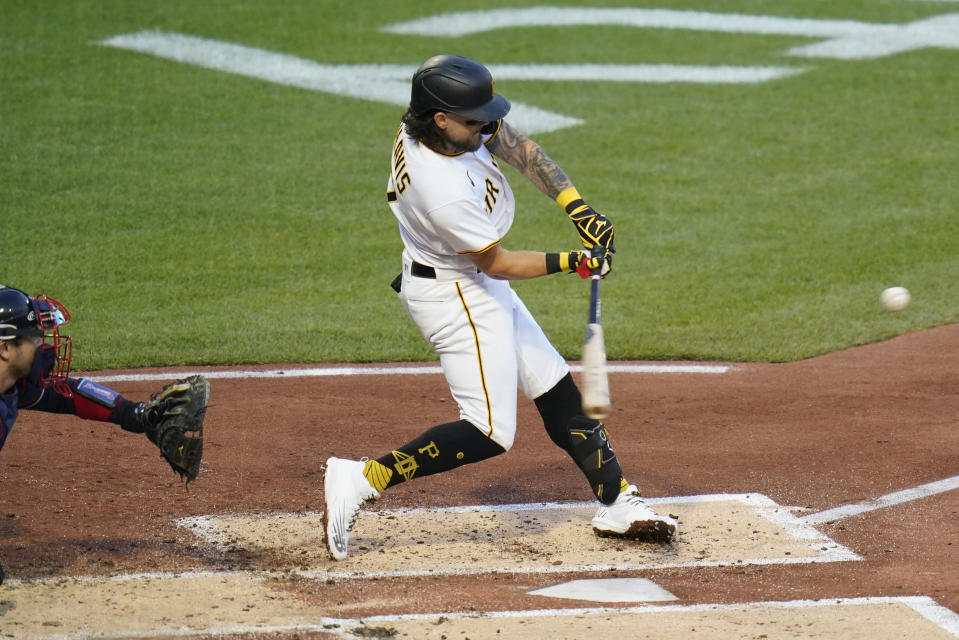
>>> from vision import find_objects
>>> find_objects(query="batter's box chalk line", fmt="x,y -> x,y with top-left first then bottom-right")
176,493 -> 860,579
318,596 -> 959,640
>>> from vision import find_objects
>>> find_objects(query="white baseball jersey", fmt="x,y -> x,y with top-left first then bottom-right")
387,123 -> 569,449
388,125 -> 514,269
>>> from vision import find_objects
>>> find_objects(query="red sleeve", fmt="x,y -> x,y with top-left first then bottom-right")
22,377 -> 124,423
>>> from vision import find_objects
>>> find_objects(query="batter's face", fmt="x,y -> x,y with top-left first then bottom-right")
434,112 -> 488,154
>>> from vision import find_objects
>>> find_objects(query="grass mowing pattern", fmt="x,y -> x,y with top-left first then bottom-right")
2,0 -> 956,368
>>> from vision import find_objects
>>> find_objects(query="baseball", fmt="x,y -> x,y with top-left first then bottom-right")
880,286 -> 910,312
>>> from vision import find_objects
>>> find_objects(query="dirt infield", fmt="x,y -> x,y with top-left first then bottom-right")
1,323 -> 958,638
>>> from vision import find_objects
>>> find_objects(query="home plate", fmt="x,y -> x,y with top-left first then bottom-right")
178,493 -> 859,577
528,577 -> 678,602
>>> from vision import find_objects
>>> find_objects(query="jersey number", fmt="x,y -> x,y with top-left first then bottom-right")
484,178 -> 500,214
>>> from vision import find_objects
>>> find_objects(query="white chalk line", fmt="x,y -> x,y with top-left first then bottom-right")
319,596 -> 959,638
80,362 -> 731,383
18,597 -> 959,640
801,474 -> 959,525
304,553 -> 853,581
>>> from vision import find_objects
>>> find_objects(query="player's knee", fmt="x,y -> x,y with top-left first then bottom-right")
447,419 -> 508,462
534,372 -> 582,450
469,414 -> 516,452
568,416 -> 622,505
485,423 -> 515,452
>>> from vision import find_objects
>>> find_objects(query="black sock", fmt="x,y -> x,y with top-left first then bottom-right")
365,419 -> 505,491
534,373 -> 624,504
534,372 -> 585,452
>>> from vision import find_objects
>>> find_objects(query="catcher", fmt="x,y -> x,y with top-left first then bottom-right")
0,285 -> 210,584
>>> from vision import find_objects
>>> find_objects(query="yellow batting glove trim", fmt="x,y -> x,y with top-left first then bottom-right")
555,187 -> 582,210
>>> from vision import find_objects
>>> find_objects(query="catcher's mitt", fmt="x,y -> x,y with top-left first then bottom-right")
144,375 -> 210,484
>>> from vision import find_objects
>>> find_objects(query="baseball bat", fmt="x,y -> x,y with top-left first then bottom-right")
581,272 -> 611,420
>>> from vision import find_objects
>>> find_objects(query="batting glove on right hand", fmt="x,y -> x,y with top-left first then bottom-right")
546,248 -> 612,278
571,248 -> 612,279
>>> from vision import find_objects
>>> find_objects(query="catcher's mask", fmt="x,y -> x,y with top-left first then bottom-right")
410,54 -> 511,122
0,286 -> 73,395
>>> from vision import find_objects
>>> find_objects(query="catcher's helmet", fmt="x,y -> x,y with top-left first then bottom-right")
410,54 -> 511,121
0,285 -> 73,393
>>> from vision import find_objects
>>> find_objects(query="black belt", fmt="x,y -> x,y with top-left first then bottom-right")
390,261 -> 436,294
410,261 -> 436,278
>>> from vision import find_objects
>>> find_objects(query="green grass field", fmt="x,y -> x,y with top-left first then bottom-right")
3,0 -> 957,369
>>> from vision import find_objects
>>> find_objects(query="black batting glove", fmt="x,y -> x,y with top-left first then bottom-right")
569,204 -> 615,252
556,187 -> 615,252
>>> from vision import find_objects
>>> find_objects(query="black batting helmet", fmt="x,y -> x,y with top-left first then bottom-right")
410,54 -> 511,121
0,286 -> 43,341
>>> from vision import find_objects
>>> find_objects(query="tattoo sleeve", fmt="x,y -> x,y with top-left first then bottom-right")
487,121 -> 573,200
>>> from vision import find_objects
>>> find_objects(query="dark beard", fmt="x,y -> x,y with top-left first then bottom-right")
441,131 -> 482,154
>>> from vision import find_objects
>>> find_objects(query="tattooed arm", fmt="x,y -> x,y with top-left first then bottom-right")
487,120 -> 616,251
485,121 -> 573,200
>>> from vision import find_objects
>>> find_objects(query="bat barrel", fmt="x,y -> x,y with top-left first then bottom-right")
582,276 -> 610,420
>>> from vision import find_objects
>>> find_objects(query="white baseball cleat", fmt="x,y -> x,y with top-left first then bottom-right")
323,457 -> 379,561
591,485 -> 677,542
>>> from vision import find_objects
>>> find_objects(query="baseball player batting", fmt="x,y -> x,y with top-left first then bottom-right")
0,285 -> 210,584
323,54 -> 676,561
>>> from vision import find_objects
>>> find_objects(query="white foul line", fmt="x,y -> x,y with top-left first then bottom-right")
801,474 -> 959,525
80,363 -> 731,383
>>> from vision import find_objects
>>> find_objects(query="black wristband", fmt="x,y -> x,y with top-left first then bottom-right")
545,253 -> 561,274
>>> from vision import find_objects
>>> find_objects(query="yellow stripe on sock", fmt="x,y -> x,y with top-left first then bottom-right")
363,459 -> 393,492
